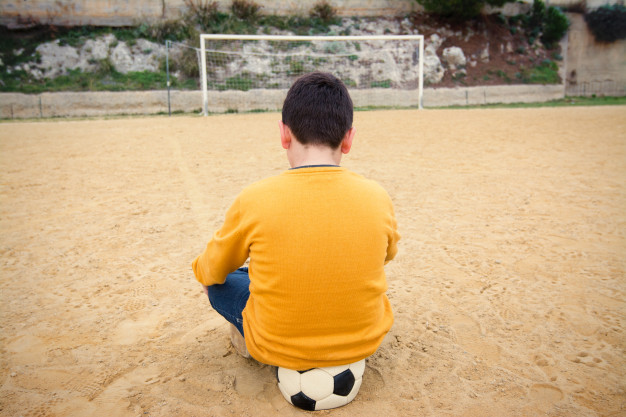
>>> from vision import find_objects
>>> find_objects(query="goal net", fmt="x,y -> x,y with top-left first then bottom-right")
199,34 -> 424,115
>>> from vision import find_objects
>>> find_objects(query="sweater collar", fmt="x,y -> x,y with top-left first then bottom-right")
289,164 -> 340,170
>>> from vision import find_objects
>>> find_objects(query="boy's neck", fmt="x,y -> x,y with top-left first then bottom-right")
288,142 -> 342,169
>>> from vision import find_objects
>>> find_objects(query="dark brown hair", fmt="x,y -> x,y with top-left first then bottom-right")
282,72 -> 353,149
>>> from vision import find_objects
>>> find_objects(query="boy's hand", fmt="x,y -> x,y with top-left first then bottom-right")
202,284 -> 209,297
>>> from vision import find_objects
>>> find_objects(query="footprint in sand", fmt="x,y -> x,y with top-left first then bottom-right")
534,354 -> 551,367
62,368 -> 112,400
450,315 -> 501,362
112,310 -> 165,345
130,279 -> 157,297
123,297 -> 147,312
359,364 -> 385,396
560,306 -> 602,336
513,254 -> 545,279
46,347 -> 77,366
234,372 -> 265,397
565,351 -> 603,367
6,333 -> 49,365
172,313 -> 227,345
529,384 -> 563,412
12,369 -> 74,392
60,366 -> 159,416
23,401 -> 55,417
596,310 -> 623,335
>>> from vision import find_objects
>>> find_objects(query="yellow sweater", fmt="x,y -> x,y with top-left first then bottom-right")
192,166 -> 399,370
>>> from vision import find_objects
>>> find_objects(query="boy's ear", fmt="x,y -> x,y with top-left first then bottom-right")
340,127 -> 356,154
279,121 -> 292,150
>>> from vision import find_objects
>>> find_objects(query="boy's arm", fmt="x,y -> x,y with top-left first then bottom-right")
384,202 -> 400,264
192,197 -> 250,287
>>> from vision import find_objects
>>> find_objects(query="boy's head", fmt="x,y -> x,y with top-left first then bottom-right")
282,72 -> 353,150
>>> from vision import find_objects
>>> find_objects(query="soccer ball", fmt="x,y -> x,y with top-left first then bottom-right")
276,359 -> 365,411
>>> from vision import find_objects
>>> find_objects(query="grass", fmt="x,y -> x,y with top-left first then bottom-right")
257,15 -> 340,36
485,59 -> 560,86
370,80 -> 392,88
433,95 -> 626,110
0,67 -> 192,94
521,59 -> 560,84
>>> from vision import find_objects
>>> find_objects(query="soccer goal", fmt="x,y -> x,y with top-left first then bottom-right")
199,34 -> 424,115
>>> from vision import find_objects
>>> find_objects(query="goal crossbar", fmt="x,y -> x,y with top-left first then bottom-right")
199,34 -> 425,115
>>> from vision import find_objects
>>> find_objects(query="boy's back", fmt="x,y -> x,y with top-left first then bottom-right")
195,165 -> 398,369
193,72 -> 399,371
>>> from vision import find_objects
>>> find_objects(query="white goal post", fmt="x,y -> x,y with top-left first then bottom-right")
199,34 -> 424,115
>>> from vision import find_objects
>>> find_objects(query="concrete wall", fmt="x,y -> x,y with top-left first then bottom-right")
0,0 -> 419,28
550,0 -> 621,8
582,0 -> 623,8
2,0 -> 624,28
565,13 -> 626,97
0,84 -> 567,119
7,0 -> 615,28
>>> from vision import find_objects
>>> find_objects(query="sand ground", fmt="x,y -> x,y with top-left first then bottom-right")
0,107 -> 624,417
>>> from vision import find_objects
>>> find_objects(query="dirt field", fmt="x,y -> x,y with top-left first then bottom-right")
0,106 -> 624,417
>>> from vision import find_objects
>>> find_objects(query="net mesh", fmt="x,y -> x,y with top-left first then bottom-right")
202,39 -> 422,92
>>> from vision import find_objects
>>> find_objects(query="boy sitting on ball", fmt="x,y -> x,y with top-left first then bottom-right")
192,71 -> 400,371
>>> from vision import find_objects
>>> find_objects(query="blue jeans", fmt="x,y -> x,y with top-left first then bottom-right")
207,267 -> 250,337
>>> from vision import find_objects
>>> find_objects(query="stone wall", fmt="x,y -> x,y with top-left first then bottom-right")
565,13 -> 626,97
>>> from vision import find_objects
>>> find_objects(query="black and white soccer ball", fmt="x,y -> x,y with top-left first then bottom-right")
276,359 -> 365,411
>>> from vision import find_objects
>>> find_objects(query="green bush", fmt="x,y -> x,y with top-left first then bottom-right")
516,0 -> 569,48
542,6 -> 569,47
183,0 -> 222,30
584,5 -> 626,43
95,58 -> 116,77
371,80 -> 391,88
529,0 -> 546,30
261,15 -> 336,35
212,73 -> 255,91
522,59 -> 559,84
414,0 -> 513,20
138,19 -> 196,42
231,0 -> 261,20
310,1 -> 338,24
0,68 -> 183,93
172,47 -> 201,79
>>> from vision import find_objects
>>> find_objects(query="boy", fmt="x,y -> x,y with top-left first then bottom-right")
192,72 -> 400,371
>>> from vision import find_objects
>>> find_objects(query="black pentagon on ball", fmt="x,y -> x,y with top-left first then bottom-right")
291,392 -> 317,411
333,369 -> 356,396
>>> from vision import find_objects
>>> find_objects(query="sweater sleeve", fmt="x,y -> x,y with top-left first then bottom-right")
192,197 -> 250,286
385,200 -> 400,264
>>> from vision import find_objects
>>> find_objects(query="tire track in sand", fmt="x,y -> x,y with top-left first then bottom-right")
167,136 -> 212,230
